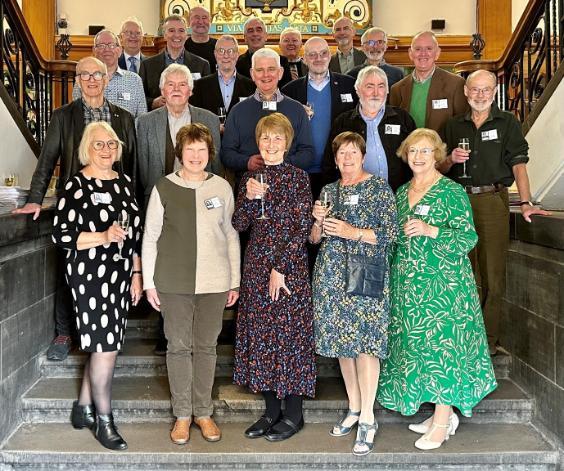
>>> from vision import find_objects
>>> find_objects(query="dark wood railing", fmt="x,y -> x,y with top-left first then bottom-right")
455,0 -> 563,125
1,0 -> 75,151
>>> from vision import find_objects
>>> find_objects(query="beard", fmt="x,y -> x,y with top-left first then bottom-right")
468,96 -> 495,113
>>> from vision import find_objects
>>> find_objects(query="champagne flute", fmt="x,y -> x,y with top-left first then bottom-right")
4,173 -> 16,187
256,173 -> 269,220
458,138 -> 471,178
319,190 -> 333,237
113,213 -> 130,262
305,101 -> 314,120
218,106 -> 227,125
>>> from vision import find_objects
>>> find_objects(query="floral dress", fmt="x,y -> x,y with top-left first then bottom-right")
377,176 -> 497,416
312,176 -> 398,358
232,162 -> 316,399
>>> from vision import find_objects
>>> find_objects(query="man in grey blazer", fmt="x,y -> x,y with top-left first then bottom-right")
328,16 -> 366,74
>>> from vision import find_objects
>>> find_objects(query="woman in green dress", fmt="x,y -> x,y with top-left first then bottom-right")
377,128 -> 497,450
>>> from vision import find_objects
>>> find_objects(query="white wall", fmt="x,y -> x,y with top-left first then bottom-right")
0,101 -> 39,189
512,0 -> 529,30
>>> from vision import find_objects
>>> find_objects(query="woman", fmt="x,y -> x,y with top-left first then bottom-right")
377,128 -> 497,450
311,131 -> 397,456
142,123 -> 240,445
232,113 -> 316,442
52,121 -> 143,450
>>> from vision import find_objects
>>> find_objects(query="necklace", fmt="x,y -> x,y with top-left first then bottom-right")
409,172 -> 441,193
178,170 -> 207,188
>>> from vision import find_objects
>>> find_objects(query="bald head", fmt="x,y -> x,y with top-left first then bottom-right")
333,17 -> 355,52
304,37 -> 331,75
189,6 -> 210,40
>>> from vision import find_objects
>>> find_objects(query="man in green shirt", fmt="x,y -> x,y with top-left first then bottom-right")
441,69 -> 550,355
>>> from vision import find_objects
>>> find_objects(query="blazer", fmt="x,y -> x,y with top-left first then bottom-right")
322,104 -> 416,191
190,72 -> 256,115
235,50 -> 293,86
348,62 -> 405,89
136,104 -> 222,205
27,99 -> 137,205
118,52 -> 146,72
389,67 -> 469,135
329,47 -> 366,74
139,50 -> 211,110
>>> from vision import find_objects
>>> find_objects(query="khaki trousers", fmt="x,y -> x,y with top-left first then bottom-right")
468,189 -> 509,348
159,291 -> 227,418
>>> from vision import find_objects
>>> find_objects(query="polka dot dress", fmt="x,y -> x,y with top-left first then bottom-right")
52,172 -> 141,352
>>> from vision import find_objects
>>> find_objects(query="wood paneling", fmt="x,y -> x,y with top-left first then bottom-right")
21,0 -> 56,60
478,0 -> 512,60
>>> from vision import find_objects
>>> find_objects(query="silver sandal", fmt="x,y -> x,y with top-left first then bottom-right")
352,422 -> 378,456
329,410 -> 360,437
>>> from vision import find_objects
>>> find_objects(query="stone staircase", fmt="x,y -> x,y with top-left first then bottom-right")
0,311 -> 560,470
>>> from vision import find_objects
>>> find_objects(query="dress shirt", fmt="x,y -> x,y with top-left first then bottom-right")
337,49 -> 355,74
253,89 -> 284,103
412,67 -> 436,84
307,71 -> 330,92
165,49 -> 186,66
218,72 -> 236,110
168,106 -> 192,172
81,98 -> 111,125
361,106 -> 388,180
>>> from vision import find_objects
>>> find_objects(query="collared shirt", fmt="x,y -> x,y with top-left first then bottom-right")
72,67 -> 147,118
165,49 -> 186,66
337,48 -> 355,74
217,71 -> 236,109
253,89 -> 284,103
168,105 -> 192,172
360,105 -> 388,180
81,98 -> 111,125
307,71 -> 330,92
124,52 -> 141,73
412,66 -> 436,84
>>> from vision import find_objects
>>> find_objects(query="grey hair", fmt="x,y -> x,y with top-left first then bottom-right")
120,17 -> 143,34
94,29 -> 121,47
76,56 -> 108,75
411,31 -> 439,48
361,27 -> 387,44
354,65 -> 389,93
215,34 -> 239,49
251,47 -> 281,68
78,121 -> 122,166
163,14 -> 188,28
332,16 -> 353,33
159,63 -> 194,90
280,27 -> 302,41
244,17 -> 266,33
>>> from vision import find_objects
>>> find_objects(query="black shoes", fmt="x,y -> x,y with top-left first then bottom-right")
71,401 -> 96,430
265,416 -> 304,442
154,337 -> 168,356
94,413 -> 128,450
244,415 -> 279,438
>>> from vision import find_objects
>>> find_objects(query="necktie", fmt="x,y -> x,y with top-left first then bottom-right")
128,56 -> 137,73
289,62 -> 299,81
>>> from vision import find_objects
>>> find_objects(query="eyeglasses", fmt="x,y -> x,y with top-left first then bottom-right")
94,43 -> 119,50
468,86 -> 495,95
121,31 -> 142,38
92,140 -> 119,151
216,47 -> 237,56
407,147 -> 435,156
363,39 -> 386,47
78,71 -> 106,81
305,50 -> 330,60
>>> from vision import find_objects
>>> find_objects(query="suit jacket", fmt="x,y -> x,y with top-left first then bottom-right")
139,50 -> 211,110
118,52 -> 146,72
389,67 -> 469,135
348,62 -> 405,89
136,104 -> 222,205
235,49 -> 293,87
282,57 -> 308,80
329,47 -> 366,74
27,99 -> 137,204
190,72 -> 256,115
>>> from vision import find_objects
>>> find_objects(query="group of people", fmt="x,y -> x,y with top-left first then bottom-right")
14,7 -> 550,456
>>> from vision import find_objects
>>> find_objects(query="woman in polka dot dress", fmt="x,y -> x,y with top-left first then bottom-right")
52,122 -> 142,451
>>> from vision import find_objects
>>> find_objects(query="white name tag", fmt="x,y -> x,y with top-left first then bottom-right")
414,204 -> 430,216
262,101 -> 277,111
192,73 -> 202,80
432,99 -> 448,109
204,197 -> 222,209
481,129 -> 499,141
118,92 -> 131,101
92,192 -> 112,204
340,93 -> 353,103
344,194 -> 359,205
385,124 -> 401,135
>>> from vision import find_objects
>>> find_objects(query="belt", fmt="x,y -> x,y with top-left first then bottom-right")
465,184 -> 505,195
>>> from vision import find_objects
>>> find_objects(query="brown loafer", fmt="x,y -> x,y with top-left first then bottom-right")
194,416 -> 221,442
170,418 -> 191,445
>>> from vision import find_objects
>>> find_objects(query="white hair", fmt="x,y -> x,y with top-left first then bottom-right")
120,17 -> 143,34
159,63 -> 194,90
355,65 -> 389,93
251,48 -> 281,68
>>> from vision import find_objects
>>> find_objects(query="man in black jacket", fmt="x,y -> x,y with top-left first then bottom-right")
13,56 -> 137,361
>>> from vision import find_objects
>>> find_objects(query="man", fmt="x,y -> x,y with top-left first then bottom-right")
13,57 -> 137,361
190,35 -> 255,120
221,48 -> 314,187
323,65 -> 415,191
328,16 -> 366,74
348,27 -> 404,88
137,63 -> 221,355
389,31 -> 468,134
282,37 -> 357,198
185,6 -> 217,72
279,27 -> 307,81
140,15 -> 210,111
72,30 -> 147,118
441,69 -> 550,355
118,17 -> 146,73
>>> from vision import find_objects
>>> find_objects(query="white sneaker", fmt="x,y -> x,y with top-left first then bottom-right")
408,412 -> 459,435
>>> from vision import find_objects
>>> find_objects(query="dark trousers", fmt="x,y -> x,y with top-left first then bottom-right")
55,248 -> 75,338
468,189 -> 510,348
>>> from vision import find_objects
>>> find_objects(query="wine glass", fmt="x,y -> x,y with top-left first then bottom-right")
255,173 -> 269,220
458,138 -> 471,178
305,102 -> 314,120
218,106 -> 227,125
4,173 -> 16,186
319,190 -> 333,237
113,213 -> 130,262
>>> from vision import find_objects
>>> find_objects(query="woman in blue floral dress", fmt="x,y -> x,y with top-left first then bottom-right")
311,132 -> 398,455
232,113 -> 316,442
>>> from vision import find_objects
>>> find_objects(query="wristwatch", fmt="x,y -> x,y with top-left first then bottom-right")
519,200 -> 534,207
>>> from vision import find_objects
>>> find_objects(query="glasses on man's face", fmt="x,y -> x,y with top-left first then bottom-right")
121,31 -> 142,38
363,39 -> 386,47
216,47 -> 237,56
78,71 -> 106,81
305,50 -> 330,60
92,140 -> 119,151
407,147 -> 435,156
95,43 -> 119,50
468,86 -> 494,96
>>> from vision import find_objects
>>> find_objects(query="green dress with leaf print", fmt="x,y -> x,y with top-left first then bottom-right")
377,176 -> 497,417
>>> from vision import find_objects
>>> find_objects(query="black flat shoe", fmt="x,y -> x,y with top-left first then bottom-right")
244,415 -> 279,438
265,416 -> 304,442
95,413 -> 128,450
71,401 -> 95,430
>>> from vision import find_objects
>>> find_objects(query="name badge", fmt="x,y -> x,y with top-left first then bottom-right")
92,192 -> 112,204
118,92 -> 131,101
344,194 -> 359,205
414,204 -> 430,216
385,124 -> 401,135
481,129 -> 499,141
262,101 -> 277,111
204,197 -> 223,209
340,93 -> 353,103
192,72 -> 202,80
432,99 -> 448,109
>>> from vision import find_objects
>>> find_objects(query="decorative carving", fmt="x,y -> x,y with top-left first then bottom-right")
470,33 -> 485,59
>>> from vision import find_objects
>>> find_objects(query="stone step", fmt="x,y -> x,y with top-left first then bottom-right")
40,338 -> 512,380
1,422 -> 558,471
21,377 -> 532,425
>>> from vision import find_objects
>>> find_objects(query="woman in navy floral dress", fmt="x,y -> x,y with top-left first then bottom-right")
232,113 -> 316,442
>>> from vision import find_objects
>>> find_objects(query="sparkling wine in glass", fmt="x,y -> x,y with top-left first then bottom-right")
113,213 -> 130,262
256,173 -> 269,220
458,138 -> 471,178
319,190 -> 333,237
218,106 -> 227,125
305,102 -> 314,120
